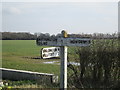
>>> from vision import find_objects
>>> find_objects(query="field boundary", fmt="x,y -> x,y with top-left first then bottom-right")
1,68 -> 58,84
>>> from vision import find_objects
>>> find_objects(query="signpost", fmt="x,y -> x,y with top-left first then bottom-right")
36,37 -> 90,47
36,30 -> 91,89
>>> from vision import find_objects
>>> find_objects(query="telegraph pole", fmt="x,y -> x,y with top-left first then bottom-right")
60,30 -> 68,89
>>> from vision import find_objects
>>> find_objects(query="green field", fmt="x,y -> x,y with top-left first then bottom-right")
2,40 -> 61,75
2,39 -> 119,88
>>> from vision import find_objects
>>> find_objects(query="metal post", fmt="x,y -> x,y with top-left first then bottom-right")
60,30 -> 68,89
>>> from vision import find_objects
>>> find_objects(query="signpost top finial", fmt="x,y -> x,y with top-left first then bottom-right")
61,30 -> 68,38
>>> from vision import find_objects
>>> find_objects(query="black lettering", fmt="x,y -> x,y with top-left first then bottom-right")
83,40 -> 87,43
70,40 -> 74,44
43,42 -> 47,45
75,41 -> 77,43
70,39 -> 89,44
88,40 -> 91,43
39,42 -> 42,45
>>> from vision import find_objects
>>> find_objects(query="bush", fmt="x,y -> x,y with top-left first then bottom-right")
68,38 -> 120,88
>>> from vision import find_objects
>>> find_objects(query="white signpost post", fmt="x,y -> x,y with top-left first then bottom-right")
36,30 -> 91,89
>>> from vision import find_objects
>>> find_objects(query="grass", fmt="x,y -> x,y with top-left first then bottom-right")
2,40 -> 41,56
2,40 -> 60,75
2,79 -> 59,89
1,40 -> 78,88
2,80 -> 45,89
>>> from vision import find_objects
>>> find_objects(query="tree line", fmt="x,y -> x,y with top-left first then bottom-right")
0,32 -> 119,40
1,32 -> 36,40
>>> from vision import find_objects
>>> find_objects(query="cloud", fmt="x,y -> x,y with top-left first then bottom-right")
9,7 -> 21,14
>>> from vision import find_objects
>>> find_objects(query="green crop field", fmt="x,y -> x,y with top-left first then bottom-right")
2,40 -> 61,75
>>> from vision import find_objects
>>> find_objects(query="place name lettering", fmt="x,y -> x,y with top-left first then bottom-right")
70,40 -> 89,44
38,41 -> 47,45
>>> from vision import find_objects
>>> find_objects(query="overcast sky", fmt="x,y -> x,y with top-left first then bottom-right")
2,1 -> 118,35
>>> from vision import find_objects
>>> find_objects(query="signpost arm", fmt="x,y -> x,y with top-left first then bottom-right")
60,30 -> 68,89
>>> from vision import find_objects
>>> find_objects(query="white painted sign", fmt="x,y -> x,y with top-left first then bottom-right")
57,37 -> 91,46
37,37 -> 91,47
36,38 -> 58,46
41,47 -> 60,59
